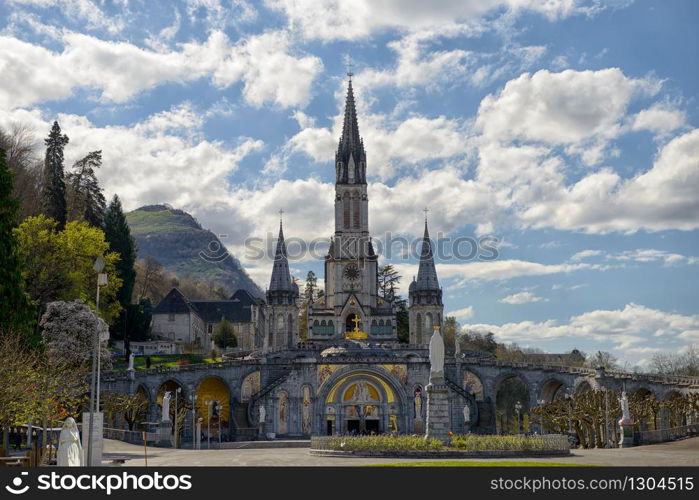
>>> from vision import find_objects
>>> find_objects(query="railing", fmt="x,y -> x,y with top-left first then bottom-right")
99,427 -> 158,444
635,424 -> 699,445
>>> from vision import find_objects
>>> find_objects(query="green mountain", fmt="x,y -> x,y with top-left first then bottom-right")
126,204 -> 263,297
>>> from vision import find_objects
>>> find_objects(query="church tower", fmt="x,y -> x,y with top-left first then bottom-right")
307,74 -> 396,341
408,218 -> 443,344
266,219 -> 299,349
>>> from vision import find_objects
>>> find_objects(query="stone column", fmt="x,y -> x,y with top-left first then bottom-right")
425,382 -> 450,443
82,412 -> 103,466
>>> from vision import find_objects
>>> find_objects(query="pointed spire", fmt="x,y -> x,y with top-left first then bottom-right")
336,73 -> 366,183
415,218 -> 440,291
269,220 -> 293,292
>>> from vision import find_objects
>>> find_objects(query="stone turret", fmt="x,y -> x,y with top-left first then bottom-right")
265,220 -> 299,349
409,219 -> 443,344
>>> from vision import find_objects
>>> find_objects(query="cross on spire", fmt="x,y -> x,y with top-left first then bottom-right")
345,54 -> 354,80
279,208 -> 284,225
423,206 -> 429,221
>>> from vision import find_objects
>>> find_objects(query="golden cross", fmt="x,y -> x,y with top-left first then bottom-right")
352,316 -> 361,331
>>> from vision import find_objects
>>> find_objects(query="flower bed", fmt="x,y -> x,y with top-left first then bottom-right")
310,434 -> 570,458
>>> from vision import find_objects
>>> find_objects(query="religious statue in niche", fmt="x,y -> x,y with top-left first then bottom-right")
414,388 -> 423,421
302,386 -> 312,434
278,393 -> 288,434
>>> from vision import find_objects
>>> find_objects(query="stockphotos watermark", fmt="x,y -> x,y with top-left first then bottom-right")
199,232 -> 501,263
4,471 -> 192,496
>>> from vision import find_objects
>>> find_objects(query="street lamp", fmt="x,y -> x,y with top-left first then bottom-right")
537,399 -> 546,434
86,256 -> 108,467
174,387 -> 181,449
565,388 -> 574,443
206,400 -> 213,449
514,401 -> 523,434
191,394 -> 197,449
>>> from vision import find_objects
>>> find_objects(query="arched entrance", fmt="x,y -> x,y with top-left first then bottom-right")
495,374 -> 530,434
539,378 -> 567,403
322,371 -> 402,436
463,370 -> 485,401
196,377 -> 231,442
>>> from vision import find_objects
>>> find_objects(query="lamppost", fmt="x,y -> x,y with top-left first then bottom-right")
173,387 -> 181,449
565,388 -> 574,445
514,401 -> 522,434
206,401 -> 212,449
191,394 -> 197,449
604,388 -> 611,448
86,256 -> 108,467
537,399 -> 546,434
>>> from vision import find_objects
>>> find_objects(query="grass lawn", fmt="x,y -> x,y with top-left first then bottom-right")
371,461 -> 591,467
111,353 -> 223,370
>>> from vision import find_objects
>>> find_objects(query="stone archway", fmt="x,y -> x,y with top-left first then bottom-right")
539,378 -> 567,403
318,368 -> 406,436
494,374 -> 530,434
463,369 -> 485,401
196,376 -> 231,442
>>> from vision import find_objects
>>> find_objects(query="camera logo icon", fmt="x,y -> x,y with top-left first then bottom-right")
5,472 -> 29,495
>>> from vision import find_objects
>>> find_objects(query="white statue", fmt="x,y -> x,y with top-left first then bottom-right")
620,391 -> 630,420
258,404 -> 266,424
57,417 -> 83,467
127,352 -> 135,371
162,392 -> 172,422
414,390 -> 422,420
353,381 -> 372,403
428,327 -> 445,378
463,404 -> 471,423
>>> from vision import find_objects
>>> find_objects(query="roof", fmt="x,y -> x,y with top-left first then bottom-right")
412,219 -> 440,292
153,288 -> 257,323
151,288 -> 194,315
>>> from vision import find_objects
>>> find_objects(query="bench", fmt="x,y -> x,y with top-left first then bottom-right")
0,456 -> 29,467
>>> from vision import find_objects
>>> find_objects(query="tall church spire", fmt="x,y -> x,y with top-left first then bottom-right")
336,73 -> 366,184
415,218 -> 440,291
268,220 -> 293,292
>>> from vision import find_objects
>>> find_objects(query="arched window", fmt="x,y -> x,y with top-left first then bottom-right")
415,313 -> 422,343
353,192 -> 360,228
343,194 -> 350,229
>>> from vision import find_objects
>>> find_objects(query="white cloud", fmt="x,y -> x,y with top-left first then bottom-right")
0,30 -> 322,109
464,303 -> 699,351
448,306 -> 475,320
433,259 -> 604,283
631,103 -> 686,135
570,249 -> 603,261
608,249 -> 698,266
7,0 -> 125,34
476,68 -> 658,150
499,291 -> 548,304
268,0 -> 606,41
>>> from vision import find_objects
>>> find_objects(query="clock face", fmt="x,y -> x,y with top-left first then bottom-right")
344,263 -> 360,281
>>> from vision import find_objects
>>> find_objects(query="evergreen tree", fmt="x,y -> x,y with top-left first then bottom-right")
66,150 -> 106,227
303,271 -> 317,305
0,148 -> 35,338
41,121 -> 69,229
104,195 -> 137,307
213,320 -> 237,349
378,264 -> 401,300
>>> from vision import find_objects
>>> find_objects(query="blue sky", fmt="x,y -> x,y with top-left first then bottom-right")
1,0 -> 698,367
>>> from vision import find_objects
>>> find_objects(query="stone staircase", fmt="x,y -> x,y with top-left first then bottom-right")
246,370 -> 292,424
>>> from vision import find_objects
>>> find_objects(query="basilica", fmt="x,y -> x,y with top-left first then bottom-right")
105,78 -> 692,443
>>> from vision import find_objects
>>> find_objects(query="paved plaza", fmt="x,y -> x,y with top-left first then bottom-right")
103,436 -> 699,467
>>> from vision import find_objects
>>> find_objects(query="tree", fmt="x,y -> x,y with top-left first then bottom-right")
0,148 -> 35,338
134,256 -> 168,303
586,351 -> 619,370
378,264 -> 401,300
66,151 -> 106,227
650,345 -> 699,376
0,124 -> 42,220
442,316 -> 460,350
41,121 -> 69,229
39,300 -> 112,371
14,216 -> 123,320
395,297 -> 409,343
213,319 -> 237,349
103,392 -> 149,431
104,195 -> 138,340
303,271 -> 317,305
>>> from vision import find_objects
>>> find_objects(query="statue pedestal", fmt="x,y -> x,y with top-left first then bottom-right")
618,418 -> 635,448
159,421 -> 172,447
425,380 -> 450,444
82,412 -> 103,466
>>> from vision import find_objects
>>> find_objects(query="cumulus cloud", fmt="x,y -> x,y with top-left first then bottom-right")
499,291 -> 548,304
0,29 -> 322,109
464,303 -> 699,352
631,103 -> 686,135
449,306 -> 475,320
268,0 -> 606,41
